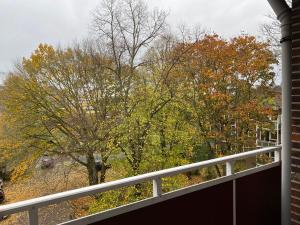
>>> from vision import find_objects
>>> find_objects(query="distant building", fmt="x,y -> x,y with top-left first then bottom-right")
256,86 -> 281,147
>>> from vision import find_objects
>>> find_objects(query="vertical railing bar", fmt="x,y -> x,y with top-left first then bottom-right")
226,160 -> 236,225
28,207 -> 38,225
233,179 -> 236,225
153,177 -> 162,197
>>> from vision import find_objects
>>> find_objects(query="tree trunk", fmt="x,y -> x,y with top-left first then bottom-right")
132,164 -> 140,177
86,152 -> 99,186
206,141 -> 223,178
159,127 -> 169,169
100,164 -> 107,183
132,160 -> 143,196
215,165 -> 222,177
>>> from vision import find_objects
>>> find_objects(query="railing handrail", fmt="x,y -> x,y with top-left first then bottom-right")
0,146 -> 281,222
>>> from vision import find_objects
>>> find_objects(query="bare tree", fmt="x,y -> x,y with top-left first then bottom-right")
260,14 -> 281,57
260,0 -> 291,57
92,0 -> 172,176
92,0 -> 168,115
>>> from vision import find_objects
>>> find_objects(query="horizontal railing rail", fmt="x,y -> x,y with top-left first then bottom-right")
0,146 -> 281,225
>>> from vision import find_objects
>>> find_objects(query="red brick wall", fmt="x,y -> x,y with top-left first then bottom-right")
292,1 -> 300,224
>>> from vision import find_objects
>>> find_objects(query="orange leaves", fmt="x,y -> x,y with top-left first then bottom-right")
189,35 -> 234,72
208,92 -> 231,103
231,35 -> 277,81
181,34 -> 276,86
176,34 -> 277,153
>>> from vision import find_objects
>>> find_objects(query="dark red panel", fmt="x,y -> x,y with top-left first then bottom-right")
236,166 -> 281,225
89,166 -> 281,225
91,182 -> 234,225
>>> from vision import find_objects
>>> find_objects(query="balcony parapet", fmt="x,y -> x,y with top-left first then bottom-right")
0,146 -> 281,225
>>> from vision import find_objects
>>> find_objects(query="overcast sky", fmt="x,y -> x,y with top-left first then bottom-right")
0,0 -> 275,79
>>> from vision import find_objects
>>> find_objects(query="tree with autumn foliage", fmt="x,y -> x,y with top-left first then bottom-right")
0,34 -> 277,185
175,34 -> 277,175
0,2 -> 281,220
0,43 -> 122,185
0,75 -> 48,181
0,0 -> 278,191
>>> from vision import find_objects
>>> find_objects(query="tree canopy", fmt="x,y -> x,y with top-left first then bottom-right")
0,0 -> 278,187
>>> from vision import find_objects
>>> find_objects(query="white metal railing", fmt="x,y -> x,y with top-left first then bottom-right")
0,146 -> 281,225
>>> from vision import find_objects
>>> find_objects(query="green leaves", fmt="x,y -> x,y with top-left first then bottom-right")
0,33 -> 277,185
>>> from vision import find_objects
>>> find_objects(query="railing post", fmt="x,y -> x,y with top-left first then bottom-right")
29,207 -> 38,225
274,148 -> 281,162
153,178 -> 162,197
226,161 -> 234,176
